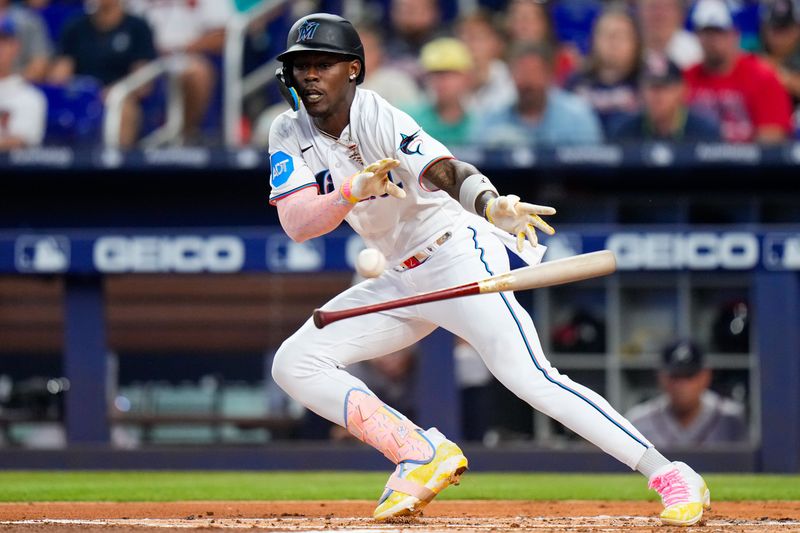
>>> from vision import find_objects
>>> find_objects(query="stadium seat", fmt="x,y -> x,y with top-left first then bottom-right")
37,77 -> 103,147
552,0 -> 603,56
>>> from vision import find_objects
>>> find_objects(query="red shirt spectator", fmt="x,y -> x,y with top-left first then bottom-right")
685,0 -> 792,143
685,54 -> 793,142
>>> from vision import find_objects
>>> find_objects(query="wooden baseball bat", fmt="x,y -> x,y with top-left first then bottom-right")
312,250 -> 616,329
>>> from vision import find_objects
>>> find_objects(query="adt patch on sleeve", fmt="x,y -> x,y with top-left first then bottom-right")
270,151 -> 294,187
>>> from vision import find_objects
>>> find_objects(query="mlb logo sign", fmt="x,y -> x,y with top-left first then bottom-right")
764,234 -> 800,270
266,235 -> 324,272
15,235 -> 70,273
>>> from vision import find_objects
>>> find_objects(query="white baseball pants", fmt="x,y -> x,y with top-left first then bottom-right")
272,223 -> 652,469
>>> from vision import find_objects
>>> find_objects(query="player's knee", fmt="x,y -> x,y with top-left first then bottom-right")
271,339 -> 301,392
272,328 -> 341,393
490,365 -> 560,407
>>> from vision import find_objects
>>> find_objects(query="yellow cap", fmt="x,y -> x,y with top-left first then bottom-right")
420,38 -> 473,73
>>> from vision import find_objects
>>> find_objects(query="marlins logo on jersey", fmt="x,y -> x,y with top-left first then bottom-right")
399,131 -> 423,156
296,21 -> 320,42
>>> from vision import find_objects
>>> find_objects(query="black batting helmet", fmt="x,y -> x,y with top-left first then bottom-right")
277,13 -> 366,84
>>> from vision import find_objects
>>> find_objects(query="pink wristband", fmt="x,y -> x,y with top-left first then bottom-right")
340,175 -> 360,204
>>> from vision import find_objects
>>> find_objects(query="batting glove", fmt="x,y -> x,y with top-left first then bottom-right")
340,158 -> 405,204
485,194 -> 556,251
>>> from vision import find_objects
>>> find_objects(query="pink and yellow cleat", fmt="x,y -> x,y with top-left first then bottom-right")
649,461 -> 711,526
373,428 -> 468,520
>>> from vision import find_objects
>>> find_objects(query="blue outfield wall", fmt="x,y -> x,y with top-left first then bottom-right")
3,227 -> 800,275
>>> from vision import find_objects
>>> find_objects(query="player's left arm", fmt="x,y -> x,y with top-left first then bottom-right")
423,158 -> 556,251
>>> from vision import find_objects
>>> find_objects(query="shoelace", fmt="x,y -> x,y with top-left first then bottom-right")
649,468 -> 691,507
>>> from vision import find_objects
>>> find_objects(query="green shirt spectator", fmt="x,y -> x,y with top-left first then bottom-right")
404,101 -> 474,146
404,37 -> 476,147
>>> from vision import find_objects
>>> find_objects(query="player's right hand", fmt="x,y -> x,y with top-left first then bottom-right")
340,158 -> 406,203
486,194 -> 556,251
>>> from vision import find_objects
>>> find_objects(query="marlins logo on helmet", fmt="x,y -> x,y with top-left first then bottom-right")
296,20 -> 320,42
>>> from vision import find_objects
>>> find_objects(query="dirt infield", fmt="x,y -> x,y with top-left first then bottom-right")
1,501 -> 800,532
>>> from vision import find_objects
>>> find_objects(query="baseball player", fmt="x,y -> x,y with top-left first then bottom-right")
268,13 -> 710,526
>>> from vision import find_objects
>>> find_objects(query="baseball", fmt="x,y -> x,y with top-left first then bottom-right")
356,248 -> 386,278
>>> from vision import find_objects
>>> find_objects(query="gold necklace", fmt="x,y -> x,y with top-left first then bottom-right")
315,123 -> 351,145
315,123 -> 365,166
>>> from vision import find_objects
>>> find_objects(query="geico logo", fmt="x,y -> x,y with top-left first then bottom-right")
94,236 -> 245,273
607,232 -> 759,270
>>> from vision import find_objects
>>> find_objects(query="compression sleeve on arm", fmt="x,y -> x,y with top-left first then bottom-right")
276,186 -> 355,243
459,173 -> 499,216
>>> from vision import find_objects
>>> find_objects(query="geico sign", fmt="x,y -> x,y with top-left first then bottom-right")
94,236 -> 245,273
607,233 -> 758,270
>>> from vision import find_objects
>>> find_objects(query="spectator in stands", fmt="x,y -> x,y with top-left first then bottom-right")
760,0 -> 800,118
404,37 -> 476,146
127,0 -> 234,142
505,0 -> 579,85
384,0 -> 443,81
472,42 -> 603,146
612,53 -> 720,141
0,0 -> 51,81
358,23 -> 421,108
638,0 -> 703,69
566,7 -> 642,135
626,340 -> 747,448
685,0 -> 793,143
49,0 -> 155,148
506,0 -> 551,44
0,15 -> 46,149
456,9 -> 516,115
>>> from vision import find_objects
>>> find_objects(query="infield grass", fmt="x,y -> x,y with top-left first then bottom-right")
0,472 -> 798,502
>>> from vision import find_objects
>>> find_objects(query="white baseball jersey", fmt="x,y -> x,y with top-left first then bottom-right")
269,88 -> 466,263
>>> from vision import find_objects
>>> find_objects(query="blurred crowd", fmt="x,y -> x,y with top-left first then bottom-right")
0,0 -> 233,148
1,0 -> 800,150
